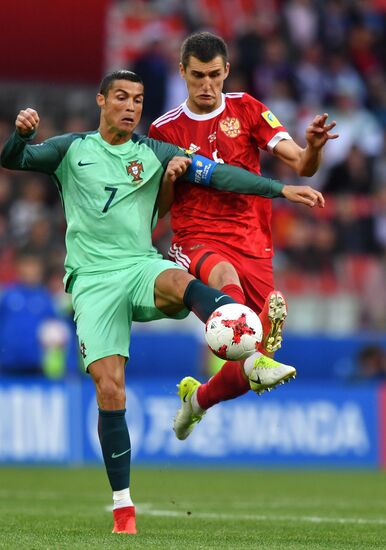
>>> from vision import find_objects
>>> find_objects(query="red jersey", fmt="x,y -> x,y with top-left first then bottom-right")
149,93 -> 291,258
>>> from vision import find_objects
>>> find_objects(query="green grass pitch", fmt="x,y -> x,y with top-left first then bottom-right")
0,467 -> 385,549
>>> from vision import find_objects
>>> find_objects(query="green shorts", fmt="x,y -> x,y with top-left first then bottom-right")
71,258 -> 189,369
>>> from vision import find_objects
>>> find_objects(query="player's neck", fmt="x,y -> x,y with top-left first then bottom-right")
186,97 -> 222,115
98,127 -> 133,145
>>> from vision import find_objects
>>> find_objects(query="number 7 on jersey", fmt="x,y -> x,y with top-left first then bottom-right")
102,186 -> 118,213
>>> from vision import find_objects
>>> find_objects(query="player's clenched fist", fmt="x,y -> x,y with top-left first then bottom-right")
15,108 -> 40,136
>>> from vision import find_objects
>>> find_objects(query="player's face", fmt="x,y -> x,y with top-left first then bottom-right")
180,55 -> 229,114
97,80 -> 144,143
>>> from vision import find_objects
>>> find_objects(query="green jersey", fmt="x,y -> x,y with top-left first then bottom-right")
1,130 -> 284,288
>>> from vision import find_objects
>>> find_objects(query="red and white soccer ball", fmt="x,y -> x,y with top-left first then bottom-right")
205,303 -> 263,361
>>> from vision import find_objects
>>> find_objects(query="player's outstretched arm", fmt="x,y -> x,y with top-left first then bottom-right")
163,154 -> 324,208
185,154 -> 285,198
1,108 -> 62,173
205,159 -> 325,207
273,113 -> 339,177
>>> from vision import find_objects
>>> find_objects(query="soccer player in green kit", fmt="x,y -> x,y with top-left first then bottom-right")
1,70 -> 324,535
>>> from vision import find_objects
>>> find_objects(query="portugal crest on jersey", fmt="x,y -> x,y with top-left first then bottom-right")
126,160 -> 144,183
219,117 -> 241,138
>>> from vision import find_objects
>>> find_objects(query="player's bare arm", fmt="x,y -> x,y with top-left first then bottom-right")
281,185 -> 325,208
15,108 -> 40,136
158,156 -> 192,217
273,114 -> 339,177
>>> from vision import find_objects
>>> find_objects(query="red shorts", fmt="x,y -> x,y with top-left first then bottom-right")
169,240 -> 274,314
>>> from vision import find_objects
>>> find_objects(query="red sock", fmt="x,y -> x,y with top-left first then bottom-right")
197,360 -> 250,410
221,284 -> 246,304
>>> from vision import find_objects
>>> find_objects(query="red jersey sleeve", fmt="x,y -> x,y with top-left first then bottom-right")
241,94 -> 290,152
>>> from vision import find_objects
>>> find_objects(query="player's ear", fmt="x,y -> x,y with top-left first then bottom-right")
179,63 -> 186,79
224,62 -> 230,80
96,93 -> 105,108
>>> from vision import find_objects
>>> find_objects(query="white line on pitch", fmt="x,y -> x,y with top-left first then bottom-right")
133,506 -> 386,526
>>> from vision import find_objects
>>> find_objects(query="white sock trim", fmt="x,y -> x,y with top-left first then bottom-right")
191,388 -> 204,414
113,487 -> 133,509
243,352 -> 262,378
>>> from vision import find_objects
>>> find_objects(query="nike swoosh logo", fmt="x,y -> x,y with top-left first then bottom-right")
214,295 -> 228,303
111,448 -> 131,459
78,160 -> 96,166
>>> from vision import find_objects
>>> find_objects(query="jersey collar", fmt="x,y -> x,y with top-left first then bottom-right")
182,94 -> 226,121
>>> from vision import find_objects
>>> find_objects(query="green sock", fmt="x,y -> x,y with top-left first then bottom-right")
98,409 -> 131,491
183,279 -> 236,322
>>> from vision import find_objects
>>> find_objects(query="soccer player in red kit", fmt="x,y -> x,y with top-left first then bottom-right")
148,32 -> 338,440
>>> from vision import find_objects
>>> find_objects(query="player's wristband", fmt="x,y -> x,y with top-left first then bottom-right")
15,129 -> 37,142
185,154 -> 217,186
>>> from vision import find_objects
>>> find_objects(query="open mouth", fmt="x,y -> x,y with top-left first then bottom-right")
121,117 -> 134,124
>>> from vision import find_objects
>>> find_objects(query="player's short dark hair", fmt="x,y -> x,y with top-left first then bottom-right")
99,70 -> 144,97
181,32 -> 228,68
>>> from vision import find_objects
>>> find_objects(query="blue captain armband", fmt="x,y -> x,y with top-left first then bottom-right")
185,154 -> 217,186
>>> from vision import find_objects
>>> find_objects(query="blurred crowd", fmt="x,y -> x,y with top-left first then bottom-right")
0,0 -> 386,376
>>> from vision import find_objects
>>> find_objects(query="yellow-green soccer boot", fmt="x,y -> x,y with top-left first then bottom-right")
173,376 -> 206,440
248,355 -> 296,395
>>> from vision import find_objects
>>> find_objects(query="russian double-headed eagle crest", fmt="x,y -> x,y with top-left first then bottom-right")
219,117 -> 241,138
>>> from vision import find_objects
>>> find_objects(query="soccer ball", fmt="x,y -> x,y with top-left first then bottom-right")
205,303 -> 263,361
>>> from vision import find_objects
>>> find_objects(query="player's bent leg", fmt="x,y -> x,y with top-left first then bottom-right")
244,352 -> 296,395
155,269 -> 237,322
174,376 -> 206,440
258,290 -> 288,354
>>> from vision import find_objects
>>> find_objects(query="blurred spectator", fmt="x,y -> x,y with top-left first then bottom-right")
0,172 -> 17,282
362,252 -> 386,329
324,52 -> 367,107
333,194 -> 377,254
9,176 -> 50,245
374,185 -> 386,249
282,216 -> 337,277
18,216 -> 64,274
320,0 -> 350,52
323,145 -> 375,195
0,253 -> 69,377
322,81 -> 384,167
132,38 -> 169,130
234,15 -> 266,94
262,79 -> 298,135
355,344 -> 386,381
252,37 -> 293,99
348,23 -> 381,77
294,44 -> 328,106
283,0 -> 320,50
163,45 -> 188,113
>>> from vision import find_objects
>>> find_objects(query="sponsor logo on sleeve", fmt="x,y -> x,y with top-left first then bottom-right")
261,110 -> 282,128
